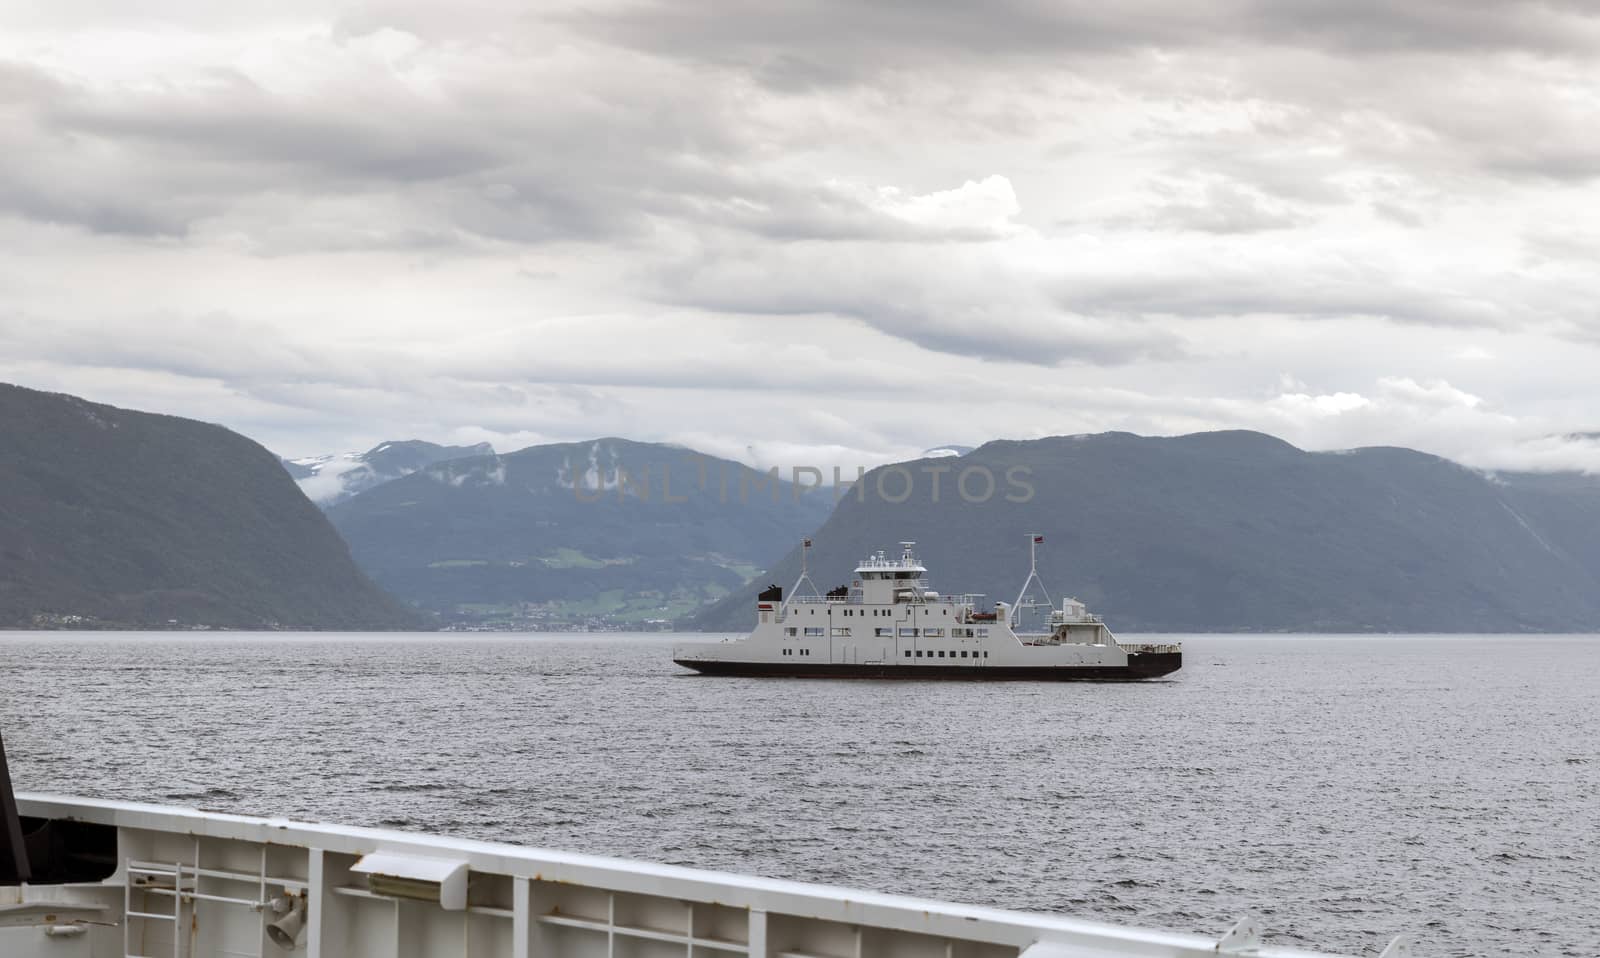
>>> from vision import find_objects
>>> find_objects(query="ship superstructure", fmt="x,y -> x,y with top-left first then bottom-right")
674,538 -> 1181,680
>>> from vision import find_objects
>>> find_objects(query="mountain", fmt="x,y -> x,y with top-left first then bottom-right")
0,383 -> 424,630
285,440 -> 496,506
327,439 -> 834,627
689,430 -> 1600,633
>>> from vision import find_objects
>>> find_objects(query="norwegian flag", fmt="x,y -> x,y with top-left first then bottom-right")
1033,535 -> 1044,543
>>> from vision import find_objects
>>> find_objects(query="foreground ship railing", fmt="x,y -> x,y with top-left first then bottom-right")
1,794 -> 1406,958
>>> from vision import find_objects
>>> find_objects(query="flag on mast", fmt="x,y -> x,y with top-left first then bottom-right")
1033,535 -> 1044,543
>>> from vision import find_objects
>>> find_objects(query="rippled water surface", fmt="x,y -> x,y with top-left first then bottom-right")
2,633 -> 1596,957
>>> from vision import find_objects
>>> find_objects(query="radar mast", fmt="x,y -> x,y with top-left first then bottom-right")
1009,533 -> 1055,629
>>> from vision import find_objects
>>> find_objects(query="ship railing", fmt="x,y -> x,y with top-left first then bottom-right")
1119,642 -> 1183,654
854,558 -> 929,571
10,793 -> 1386,958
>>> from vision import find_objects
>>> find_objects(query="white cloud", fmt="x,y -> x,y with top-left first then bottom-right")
1271,391 -> 1372,416
858,175 -> 1021,237
1375,376 -> 1483,409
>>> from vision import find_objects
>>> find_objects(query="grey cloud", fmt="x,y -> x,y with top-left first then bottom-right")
1520,227 -> 1600,265
2,308 -> 986,400
1057,270 -> 1516,330
1481,143 -> 1600,183
0,60 -> 65,103
1131,177 -> 1315,234
651,243 -> 1185,366
572,0 -> 1600,86
1244,0 -> 1600,54
52,80 -> 495,184
0,312 -> 378,394
1371,201 -> 1426,228
0,62 -> 195,235
0,48 -> 1008,249
1207,51 -> 1600,186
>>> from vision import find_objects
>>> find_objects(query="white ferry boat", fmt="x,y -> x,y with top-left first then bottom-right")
675,538 -> 1181,680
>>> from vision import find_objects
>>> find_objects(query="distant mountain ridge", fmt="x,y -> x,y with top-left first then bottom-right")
328,438 -> 833,627
285,440 -> 496,506
19,385 -> 1600,634
689,430 -> 1600,633
0,383 -> 422,629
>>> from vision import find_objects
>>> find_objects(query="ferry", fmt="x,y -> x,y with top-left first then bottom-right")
674,537 -> 1181,680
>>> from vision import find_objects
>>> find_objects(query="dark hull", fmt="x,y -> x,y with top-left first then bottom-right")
674,651 -> 1181,682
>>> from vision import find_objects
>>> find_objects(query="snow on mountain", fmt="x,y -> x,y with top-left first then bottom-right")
283,440 -> 495,506
921,444 -> 974,458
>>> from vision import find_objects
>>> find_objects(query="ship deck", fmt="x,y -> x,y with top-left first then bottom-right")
3,793 -> 1393,958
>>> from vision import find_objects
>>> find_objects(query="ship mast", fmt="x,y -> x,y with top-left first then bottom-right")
1009,533 -> 1054,629
781,537 -> 821,615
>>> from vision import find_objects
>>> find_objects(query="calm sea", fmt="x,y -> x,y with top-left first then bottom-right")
1,633 -> 1596,957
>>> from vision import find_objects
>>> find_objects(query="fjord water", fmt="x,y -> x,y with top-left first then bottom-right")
2,634 -> 1595,957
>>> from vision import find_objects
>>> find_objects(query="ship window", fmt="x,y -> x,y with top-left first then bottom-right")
943,609 -> 948,615
904,650 -> 912,657
897,627 -> 918,637
960,650 -> 968,658
915,650 -> 923,657
983,651 -> 989,658
977,628 -> 989,637
875,627 -> 892,637
832,627 -> 850,637
785,627 -> 796,637
805,627 -> 824,636
937,650 -> 945,658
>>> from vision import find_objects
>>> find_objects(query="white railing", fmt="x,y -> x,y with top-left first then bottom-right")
854,558 -> 927,571
5,794 -> 1398,958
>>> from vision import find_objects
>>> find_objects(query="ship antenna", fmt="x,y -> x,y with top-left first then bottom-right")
1009,533 -> 1055,629
781,537 -> 821,615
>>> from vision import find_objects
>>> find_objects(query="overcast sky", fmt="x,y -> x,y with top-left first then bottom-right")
4,1 -> 1600,472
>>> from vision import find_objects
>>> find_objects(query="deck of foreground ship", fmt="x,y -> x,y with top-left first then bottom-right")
2,793 -> 1404,958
